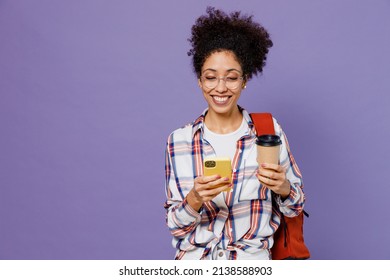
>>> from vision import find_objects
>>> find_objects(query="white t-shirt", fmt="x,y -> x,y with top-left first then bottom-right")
203,117 -> 248,161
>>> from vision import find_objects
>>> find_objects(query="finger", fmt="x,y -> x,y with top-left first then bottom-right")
258,169 -> 284,181
213,183 -> 232,193
256,178 -> 275,191
196,174 -> 221,184
260,163 -> 284,173
258,168 -> 273,179
207,177 -> 231,189
256,173 -> 277,186
200,183 -> 232,198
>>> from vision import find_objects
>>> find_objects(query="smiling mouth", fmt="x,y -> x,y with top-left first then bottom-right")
212,95 -> 231,105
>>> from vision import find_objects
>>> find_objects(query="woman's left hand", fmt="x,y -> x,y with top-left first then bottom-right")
257,163 -> 290,199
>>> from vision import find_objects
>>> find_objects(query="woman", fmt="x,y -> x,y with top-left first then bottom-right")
164,7 -> 305,260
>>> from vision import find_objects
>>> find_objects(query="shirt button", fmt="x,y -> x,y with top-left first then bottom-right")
218,251 -> 224,257
233,169 -> 237,172
239,149 -> 243,153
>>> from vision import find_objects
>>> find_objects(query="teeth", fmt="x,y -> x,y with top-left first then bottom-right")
213,96 -> 229,102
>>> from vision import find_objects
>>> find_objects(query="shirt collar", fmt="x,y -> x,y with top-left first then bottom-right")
191,106 -> 256,138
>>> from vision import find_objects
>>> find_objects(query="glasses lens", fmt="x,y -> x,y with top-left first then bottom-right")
202,77 -> 217,89
202,76 -> 242,89
225,77 -> 241,89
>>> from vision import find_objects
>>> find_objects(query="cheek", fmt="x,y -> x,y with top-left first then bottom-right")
200,87 -> 212,97
202,90 -> 211,102
232,90 -> 242,99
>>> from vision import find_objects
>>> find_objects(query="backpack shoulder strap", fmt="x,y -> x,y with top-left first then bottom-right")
249,112 -> 275,136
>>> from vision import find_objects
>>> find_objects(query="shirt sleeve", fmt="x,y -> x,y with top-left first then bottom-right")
164,135 -> 202,239
274,121 -> 306,217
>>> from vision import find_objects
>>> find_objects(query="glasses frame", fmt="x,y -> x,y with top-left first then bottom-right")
200,75 -> 245,90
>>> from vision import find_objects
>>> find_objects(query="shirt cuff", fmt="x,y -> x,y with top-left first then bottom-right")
275,183 -> 302,208
174,198 -> 202,226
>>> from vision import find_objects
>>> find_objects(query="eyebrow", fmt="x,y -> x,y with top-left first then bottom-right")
202,68 -> 242,74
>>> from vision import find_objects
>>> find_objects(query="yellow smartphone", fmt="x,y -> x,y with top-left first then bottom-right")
203,157 -> 232,190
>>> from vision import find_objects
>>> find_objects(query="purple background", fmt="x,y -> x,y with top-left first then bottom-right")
1,0 -> 389,260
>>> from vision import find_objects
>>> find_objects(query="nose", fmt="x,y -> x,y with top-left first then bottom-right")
215,77 -> 228,92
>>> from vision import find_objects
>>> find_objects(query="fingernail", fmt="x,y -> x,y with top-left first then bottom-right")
224,177 -> 230,181
261,163 -> 267,167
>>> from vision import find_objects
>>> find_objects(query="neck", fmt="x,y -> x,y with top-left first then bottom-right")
204,106 -> 243,134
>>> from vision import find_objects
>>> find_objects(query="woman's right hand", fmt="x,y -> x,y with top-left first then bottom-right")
186,175 -> 232,212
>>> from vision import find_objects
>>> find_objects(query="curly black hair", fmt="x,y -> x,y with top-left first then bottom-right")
188,7 -> 273,80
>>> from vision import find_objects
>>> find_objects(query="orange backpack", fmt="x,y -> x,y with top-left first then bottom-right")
250,113 -> 310,260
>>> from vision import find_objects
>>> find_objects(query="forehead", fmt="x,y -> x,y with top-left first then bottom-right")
202,51 -> 242,73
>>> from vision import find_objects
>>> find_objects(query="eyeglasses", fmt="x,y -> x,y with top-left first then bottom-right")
200,75 -> 244,90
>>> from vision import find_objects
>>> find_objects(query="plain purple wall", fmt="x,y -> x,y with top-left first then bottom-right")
1,0 -> 389,260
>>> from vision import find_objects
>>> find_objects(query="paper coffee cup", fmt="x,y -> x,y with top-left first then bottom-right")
256,135 -> 282,165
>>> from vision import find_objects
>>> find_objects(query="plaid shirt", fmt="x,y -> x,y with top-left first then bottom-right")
164,107 -> 305,260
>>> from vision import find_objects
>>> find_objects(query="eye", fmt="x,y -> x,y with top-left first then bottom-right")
226,77 -> 239,81
205,77 -> 217,81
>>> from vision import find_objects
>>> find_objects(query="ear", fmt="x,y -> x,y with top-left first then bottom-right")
242,75 -> 248,89
198,78 -> 202,88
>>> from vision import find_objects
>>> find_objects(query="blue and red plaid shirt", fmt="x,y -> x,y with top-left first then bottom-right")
164,107 -> 305,260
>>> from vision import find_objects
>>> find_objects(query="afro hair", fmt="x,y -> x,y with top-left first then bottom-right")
188,7 -> 273,80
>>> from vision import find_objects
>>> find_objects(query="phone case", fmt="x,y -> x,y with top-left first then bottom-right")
203,157 -> 232,190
